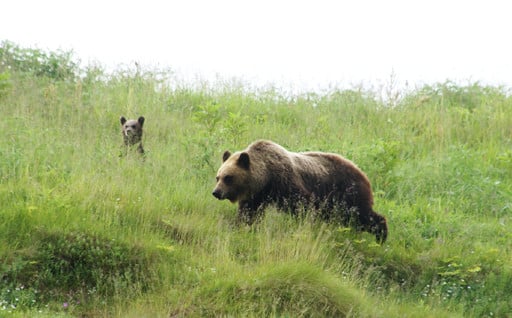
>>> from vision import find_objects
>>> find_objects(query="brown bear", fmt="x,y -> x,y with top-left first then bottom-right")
120,116 -> 145,155
212,140 -> 388,243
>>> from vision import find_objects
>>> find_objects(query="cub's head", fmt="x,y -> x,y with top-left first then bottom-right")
212,150 -> 251,203
120,116 -> 144,145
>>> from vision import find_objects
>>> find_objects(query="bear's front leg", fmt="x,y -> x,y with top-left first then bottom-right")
237,200 -> 264,225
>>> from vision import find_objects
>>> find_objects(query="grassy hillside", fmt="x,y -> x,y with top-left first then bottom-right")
1,42 -> 511,317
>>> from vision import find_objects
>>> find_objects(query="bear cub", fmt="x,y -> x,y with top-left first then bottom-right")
120,116 -> 145,155
212,140 -> 388,243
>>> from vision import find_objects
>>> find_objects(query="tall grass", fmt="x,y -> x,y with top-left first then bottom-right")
1,42 -> 511,317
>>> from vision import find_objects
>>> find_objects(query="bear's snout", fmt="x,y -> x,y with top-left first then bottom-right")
212,189 -> 223,200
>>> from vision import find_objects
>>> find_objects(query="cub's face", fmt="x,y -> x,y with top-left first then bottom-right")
120,116 -> 144,145
212,151 -> 251,203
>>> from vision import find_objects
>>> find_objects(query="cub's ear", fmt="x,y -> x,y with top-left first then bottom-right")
120,116 -> 127,125
237,152 -> 250,170
138,116 -> 145,127
222,151 -> 231,162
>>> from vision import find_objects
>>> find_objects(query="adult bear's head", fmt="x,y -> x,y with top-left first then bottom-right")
212,150 -> 252,203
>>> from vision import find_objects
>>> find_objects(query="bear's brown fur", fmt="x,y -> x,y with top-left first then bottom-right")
120,116 -> 145,155
212,140 -> 388,243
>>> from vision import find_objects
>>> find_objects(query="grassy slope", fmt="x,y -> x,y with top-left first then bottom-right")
1,67 -> 511,317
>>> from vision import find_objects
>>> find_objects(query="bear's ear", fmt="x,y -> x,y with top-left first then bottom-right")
237,152 -> 250,170
120,116 -> 127,125
138,116 -> 145,127
222,151 -> 231,162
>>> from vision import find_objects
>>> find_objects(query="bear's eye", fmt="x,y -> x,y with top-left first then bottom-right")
224,175 -> 234,185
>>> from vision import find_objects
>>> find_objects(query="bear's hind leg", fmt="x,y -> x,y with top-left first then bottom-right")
363,209 -> 388,244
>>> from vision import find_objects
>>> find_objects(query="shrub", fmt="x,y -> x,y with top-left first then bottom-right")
0,40 -> 79,81
1,229 -> 159,310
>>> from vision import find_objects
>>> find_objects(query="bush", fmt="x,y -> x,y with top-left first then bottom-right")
0,40 -> 79,81
1,229 -> 159,310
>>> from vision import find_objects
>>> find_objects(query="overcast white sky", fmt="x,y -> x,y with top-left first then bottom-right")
2,0 -> 511,92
